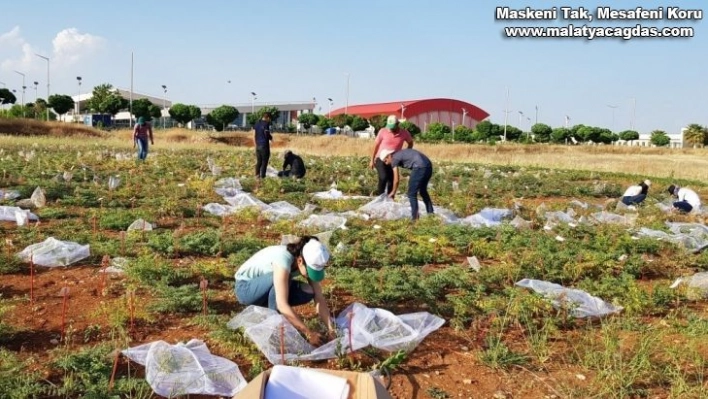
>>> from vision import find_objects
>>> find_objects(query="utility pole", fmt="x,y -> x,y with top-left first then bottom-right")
503,87 -> 509,142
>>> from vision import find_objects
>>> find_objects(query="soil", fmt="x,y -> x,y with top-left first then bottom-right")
1,255 -> 586,399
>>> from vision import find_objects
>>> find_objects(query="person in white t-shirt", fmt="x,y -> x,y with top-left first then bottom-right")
621,180 -> 651,206
668,184 -> 701,213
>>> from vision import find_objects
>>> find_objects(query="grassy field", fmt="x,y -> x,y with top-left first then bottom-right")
1,121 -> 708,398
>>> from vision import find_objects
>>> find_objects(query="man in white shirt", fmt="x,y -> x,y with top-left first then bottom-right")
621,180 -> 651,206
668,184 -> 701,213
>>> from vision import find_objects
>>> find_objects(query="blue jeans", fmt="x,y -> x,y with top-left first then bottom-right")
408,166 -> 434,220
235,273 -> 314,310
621,194 -> 646,206
673,201 -> 693,213
136,137 -> 149,161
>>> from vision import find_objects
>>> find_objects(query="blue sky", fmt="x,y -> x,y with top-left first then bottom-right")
1,0 -> 705,133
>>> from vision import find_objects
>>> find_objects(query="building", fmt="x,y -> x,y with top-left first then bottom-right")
328,98 -> 490,130
69,89 -> 314,129
614,129 -> 684,148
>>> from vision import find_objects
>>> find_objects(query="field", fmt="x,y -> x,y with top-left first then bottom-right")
1,123 -> 708,399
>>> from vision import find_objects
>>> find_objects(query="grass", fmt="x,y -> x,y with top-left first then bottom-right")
1,122 -> 708,398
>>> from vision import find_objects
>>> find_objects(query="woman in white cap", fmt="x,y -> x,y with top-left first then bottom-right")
668,184 -> 701,213
369,115 -> 414,195
234,236 -> 334,345
621,179 -> 651,206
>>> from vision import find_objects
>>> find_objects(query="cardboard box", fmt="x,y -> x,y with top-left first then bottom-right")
233,367 -> 393,399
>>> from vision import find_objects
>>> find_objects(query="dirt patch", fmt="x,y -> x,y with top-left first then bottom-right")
209,132 -> 291,149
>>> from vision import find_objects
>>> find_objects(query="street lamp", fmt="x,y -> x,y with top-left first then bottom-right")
327,98 -> 333,117
312,97 -> 316,114
35,53 -> 50,121
161,85 -> 167,129
76,77 -> 82,121
251,91 -> 257,114
606,104 -> 618,132
344,73 -> 350,115
14,71 -> 25,115
33,81 -> 38,103
518,111 -> 524,127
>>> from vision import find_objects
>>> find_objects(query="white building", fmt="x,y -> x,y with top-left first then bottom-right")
615,130 -> 684,148
69,88 -> 314,129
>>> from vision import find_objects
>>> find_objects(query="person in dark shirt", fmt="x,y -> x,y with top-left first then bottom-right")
253,113 -> 273,179
380,148 -> 434,221
278,150 -> 306,178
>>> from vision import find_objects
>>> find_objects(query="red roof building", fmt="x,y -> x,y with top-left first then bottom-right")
329,98 -> 489,129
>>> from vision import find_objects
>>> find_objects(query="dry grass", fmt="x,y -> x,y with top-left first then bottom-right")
0,124 -> 707,181
0,118 -> 106,137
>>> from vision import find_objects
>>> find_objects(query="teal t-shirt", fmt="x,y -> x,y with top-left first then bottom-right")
234,245 -> 296,281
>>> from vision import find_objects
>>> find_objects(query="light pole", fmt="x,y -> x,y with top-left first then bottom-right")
462,108 -> 468,128
14,71 -> 25,115
76,77 -> 82,121
344,73 -> 350,115
161,85 -> 167,129
535,105 -> 539,125
503,86 -> 509,142
312,97 -> 316,114
518,111 -> 524,127
33,81 -> 38,103
35,53 -> 50,121
606,104 -> 618,132
251,91 -> 257,115
327,98 -> 333,117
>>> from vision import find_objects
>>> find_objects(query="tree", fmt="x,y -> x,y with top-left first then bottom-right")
188,105 -> 202,122
683,124 -> 707,147
149,104 -> 162,121
650,130 -> 670,147
7,104 -> 34,118
618,130 -> 639,142
474,120 -> 501,140
48,94 -> 75,120
317,117 -> 333,130
531,123 -> 552,143
209,105 -> 239,131
298,113 -> 319,130
131,98 -> 157,121
247,106 -> 281,127
399,121 -> 421,136
421,122 -> 451,141
550,127 -> 570,143
453,125 -> 474,142
103,95 -> 128,119
350,115 -> 369,131
368,114 -> 388,134
332,114 -> 353,128
0,88 -> 17,105
504,126 -> 523,141
169,103 -> 193,126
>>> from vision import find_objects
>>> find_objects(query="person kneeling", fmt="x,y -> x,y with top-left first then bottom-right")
380,148 -> 434,221
234,236 -> 333,346
621,180 -> 651,206
277,150 -> 306,179
668,184 -> 701,213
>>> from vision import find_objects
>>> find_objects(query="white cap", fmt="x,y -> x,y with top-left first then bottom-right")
644,179 -> 651,187
302,239 -> 330,281
379,149 -> 395,161
386,115 -> 398,128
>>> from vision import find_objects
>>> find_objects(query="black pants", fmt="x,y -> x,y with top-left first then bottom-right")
375,158 -> 394,195
277,170 -> 304,179
255,146 -> 270,178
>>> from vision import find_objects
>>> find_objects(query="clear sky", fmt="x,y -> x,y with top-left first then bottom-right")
1,0 -> 705,134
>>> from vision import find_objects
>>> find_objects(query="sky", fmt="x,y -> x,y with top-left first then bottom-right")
0,0 -> 705,134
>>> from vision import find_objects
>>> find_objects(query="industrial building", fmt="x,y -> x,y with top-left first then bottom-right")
328,98 -> 490,130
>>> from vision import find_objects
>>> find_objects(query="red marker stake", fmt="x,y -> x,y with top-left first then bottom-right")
108,349 -> 120,391
280,322 -> 286,365
29,254 -> 35,306
60,287 -> 69,342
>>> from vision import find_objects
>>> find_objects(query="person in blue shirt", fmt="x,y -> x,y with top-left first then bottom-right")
253,112 -> 273,179
380,148 -> 434,221
234,236 -> 334,346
